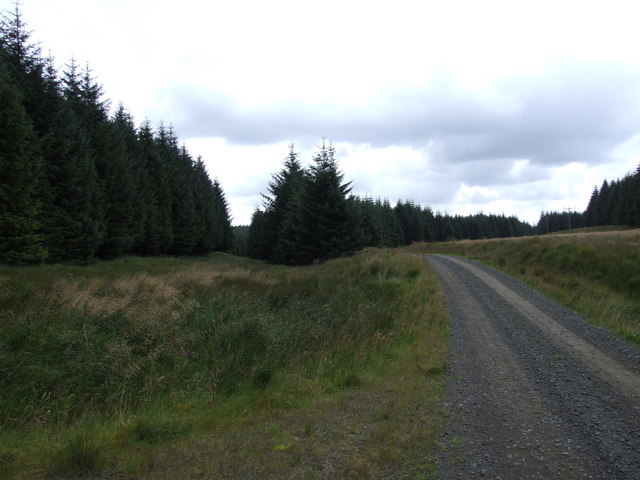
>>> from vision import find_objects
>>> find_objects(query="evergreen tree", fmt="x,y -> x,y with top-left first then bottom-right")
380,199 -> 404,246
631,165 -> 640,227
0,57 -> 45,263
394,200 -> 426,244
210,179 -> 233,250
351,196 -> 382,246
266,145 -> 305,263
283,141 -> 363,265
585,186 -> 599,227
40,103 -> 102,263
155,125 -> 199,255
231,225 -> 250,257
138,122 -> 173,255
97,105 -> 139,258
247,208 -> 268,259
135,121 -> 173,255
191,157 -> 217,252
0,3 -> 40,87
595,180 -> 612,226
1,5 -> 234,263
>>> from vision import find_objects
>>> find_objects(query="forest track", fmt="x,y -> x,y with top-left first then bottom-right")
427,254 -> 640,479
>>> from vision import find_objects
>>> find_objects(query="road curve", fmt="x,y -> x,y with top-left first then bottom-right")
427,254 -> 640,480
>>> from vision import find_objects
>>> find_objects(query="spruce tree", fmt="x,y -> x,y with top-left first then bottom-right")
190,158 -> 231,253
0,3 -> 40,86
247,208 -> 268,259
192,157 -> 217,253
632,165 -> 640,227
210,178 -> 233,250
135,121 -> 173,255
156,125 -> 199,255
266,145 -> 305,263
585,187 -> 599,227
351,196 -> 381,246
0,57 -> 45,264
97,105 -> 139,258
2,5 -> 235,262
284,141 -> 363,265
40,103 -> 102,263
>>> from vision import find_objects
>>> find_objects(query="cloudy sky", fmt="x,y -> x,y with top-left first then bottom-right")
16,0 -> 640,225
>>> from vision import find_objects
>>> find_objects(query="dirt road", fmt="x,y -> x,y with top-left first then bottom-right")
428,254 -> 640,479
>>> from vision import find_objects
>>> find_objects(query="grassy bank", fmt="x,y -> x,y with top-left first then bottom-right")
0,249 -> 447,478
405,228 -> 640,344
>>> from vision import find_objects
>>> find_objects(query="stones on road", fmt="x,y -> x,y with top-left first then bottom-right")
429,254 -> 640,480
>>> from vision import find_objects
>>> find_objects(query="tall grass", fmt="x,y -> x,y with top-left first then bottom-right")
406,228 -> 640,344
0,249 -> 447,478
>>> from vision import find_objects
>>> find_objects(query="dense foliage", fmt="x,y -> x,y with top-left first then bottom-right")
584,167 -> 640,228
536,164 -> 640,234
0,7 -> 232,264
247,142 -> 365,265
247,145 -> 534,264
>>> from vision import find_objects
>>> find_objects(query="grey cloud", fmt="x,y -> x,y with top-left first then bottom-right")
166,61 -> 640,171
350,167 -> 461,207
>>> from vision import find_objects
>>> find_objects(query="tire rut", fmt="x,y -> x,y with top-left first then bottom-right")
428,254 -> 640,480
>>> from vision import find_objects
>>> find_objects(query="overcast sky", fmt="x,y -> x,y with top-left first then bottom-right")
15,0 -> 640,225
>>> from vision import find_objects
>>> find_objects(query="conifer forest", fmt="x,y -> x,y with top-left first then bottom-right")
0,7 -> 232,265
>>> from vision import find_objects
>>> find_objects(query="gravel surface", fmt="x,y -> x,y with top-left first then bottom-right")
427,254 -> 640,480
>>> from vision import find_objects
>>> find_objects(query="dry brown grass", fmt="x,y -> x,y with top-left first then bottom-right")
55,274 -> 183,318
50,262 -> 283,323
446,228 -> 640,245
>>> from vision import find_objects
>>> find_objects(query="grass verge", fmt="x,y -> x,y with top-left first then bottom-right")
405,228 -> 640,345
0,249 -> 448,478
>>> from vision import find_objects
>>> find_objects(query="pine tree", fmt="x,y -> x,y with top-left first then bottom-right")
585,186 -> 599,227
155,125 -> 199,255
596,180 -> 612,226
394,200 -> 426,244
283,141 -> 363,265
351,196 -> 382,246
231,225 -> 250,257
2,5 -> 235,262
0,57 -> 45,264
266,145 -> 305,263
97,105 -> 139,258
211,178 -> 233,250
247,208 -> 268,259
631,165 -> 640,227
40,103 -> 102,263
135,121 -> 173,255
0,3 -> 40,85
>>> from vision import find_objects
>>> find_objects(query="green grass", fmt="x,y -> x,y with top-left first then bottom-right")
0,249 -> 448,478
405,228 -> 640,344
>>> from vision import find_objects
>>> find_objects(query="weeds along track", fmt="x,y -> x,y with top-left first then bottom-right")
429,254 -> 640,480
408,229 -> 640,343
0,250 -> 449,478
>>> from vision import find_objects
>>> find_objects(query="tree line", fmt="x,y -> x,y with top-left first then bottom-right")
536,163 -> 640,234
584,166 -> 640,228
0,6 -> 232,265
244,144 -> 535,264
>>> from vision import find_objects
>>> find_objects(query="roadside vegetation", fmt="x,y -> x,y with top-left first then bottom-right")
0,249 -> 448,478
406,228 -> 640,345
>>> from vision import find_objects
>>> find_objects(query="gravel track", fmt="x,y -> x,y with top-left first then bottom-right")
427,254 -> 640,480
